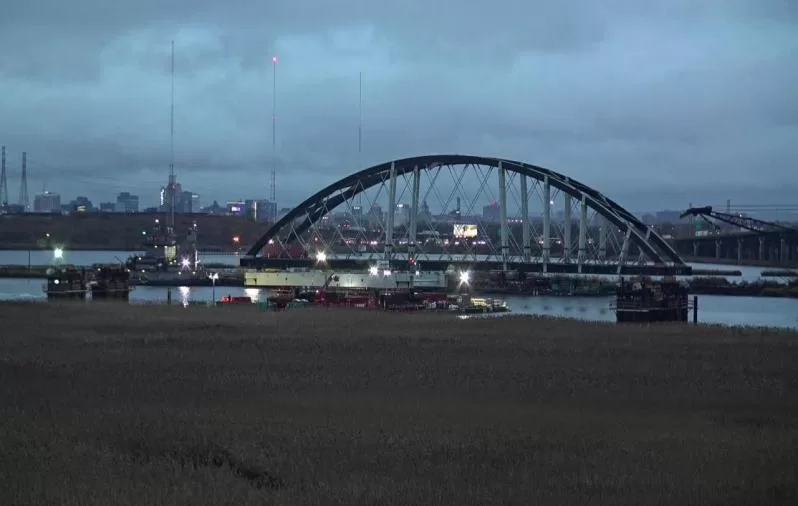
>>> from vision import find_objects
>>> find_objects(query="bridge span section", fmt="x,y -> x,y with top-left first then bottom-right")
241,155 -> 691,277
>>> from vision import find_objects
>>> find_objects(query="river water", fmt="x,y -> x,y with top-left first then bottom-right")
1,250 -> 796,329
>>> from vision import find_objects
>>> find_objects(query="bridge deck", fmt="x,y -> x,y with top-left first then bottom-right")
240,253 -> 692,276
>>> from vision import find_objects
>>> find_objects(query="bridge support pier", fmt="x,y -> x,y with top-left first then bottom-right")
781,237 -> 787,264
409,165 -> 420,261
563,194 -> 572,262
693,241 -> 698,257
737,236 -> 743,265
715,239 -> 721,260
384,162 -> 397,261
520,174 -> 531,263
577,195 -> 587,273
542,176 -> 551,271
759,236 -> 765,261
498,161 -> 509,271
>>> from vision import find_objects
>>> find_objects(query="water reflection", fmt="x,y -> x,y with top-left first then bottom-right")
0,277 -> 795,329
178,286 -> 191,307
0,249 -> 242,268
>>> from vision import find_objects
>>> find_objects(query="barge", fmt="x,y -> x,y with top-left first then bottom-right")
612,279 -> 692,323
87,265 -> 132,300
45,266 -> 88,300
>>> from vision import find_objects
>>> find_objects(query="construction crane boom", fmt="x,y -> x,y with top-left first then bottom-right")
680,206 -> 798,234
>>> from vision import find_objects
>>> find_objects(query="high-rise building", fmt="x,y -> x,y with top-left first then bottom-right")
367,204 -> 383,228
395,203 -> 410,228
115,192 -> 140,213
190,193 -> 201,213
254,199 -> 277,222
159,180 -> 182,211
33,191 -> 61,213
178,191 -> 199,213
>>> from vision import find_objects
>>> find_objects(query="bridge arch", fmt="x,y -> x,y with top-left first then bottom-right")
245,154 -> 686,273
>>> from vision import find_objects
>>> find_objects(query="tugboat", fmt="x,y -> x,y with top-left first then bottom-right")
127,217 -> 201,273
126,218 -> 175,272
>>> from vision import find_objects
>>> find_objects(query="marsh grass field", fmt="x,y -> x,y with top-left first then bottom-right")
2,303 -> 798,505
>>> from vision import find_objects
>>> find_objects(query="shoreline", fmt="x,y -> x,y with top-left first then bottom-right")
2,270 -> 797,299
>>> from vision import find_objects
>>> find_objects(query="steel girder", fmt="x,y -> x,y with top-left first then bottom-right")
245,154 -> 686,266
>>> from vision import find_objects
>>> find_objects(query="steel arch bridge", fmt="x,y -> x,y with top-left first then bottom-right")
241,155 -> 691,276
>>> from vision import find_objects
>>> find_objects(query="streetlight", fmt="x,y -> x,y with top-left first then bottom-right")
316,251 -> 327,263
208,272 -> 219,304
53,247 -> 63,260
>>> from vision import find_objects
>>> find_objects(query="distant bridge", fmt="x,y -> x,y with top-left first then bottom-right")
670,206 -> 798,267
241,155 -> 691,276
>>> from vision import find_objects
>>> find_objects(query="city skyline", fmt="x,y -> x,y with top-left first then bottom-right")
1,1 -> 796,214
13,182 -> 798,225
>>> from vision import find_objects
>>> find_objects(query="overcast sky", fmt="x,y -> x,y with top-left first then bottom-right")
0,0 -> 796,212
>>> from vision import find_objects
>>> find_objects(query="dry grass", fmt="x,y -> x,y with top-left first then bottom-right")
2,302 -> 798,505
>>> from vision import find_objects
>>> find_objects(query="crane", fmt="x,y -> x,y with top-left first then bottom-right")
680,206 -> 798,234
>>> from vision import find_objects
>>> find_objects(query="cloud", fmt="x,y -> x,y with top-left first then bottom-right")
0,0 -> 796,211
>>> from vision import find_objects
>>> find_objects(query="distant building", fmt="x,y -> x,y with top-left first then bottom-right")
349,204 -> 364,227
177,191 -> 200,213
246,199 -> 277,222
419,200 -> 432,227
33,191 -> 61,213
115,192 -> 139,213
201,201 -> 225,215
226,201 -> 246,216
189,193 -> 201,213
99,202 -> 116,213
482,202 -> 500,222
366,205 -> 383,228
395,203 -> 410,228
69,196 -> 93,213
159,177 -> 182,212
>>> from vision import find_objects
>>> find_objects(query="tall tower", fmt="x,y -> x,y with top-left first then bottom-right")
19,151 -> 29,211
168,39 -> 176,234
357,71 -> 363,207
270,55 -> 278,205
0,146 -> 7,207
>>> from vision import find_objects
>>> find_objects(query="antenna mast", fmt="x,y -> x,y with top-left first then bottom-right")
270,56 -> 278,204
0,146 -> 7,207
358,71 -> 363,156
357,72 -> 363,206
168,39 -> 176,232
19,152 -> 29,211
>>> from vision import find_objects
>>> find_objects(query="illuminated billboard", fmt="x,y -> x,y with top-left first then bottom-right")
453,224 -> 478,238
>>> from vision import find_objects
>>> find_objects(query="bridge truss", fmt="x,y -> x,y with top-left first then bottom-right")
242,155 -> 690,275
680,206 -> 798,234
